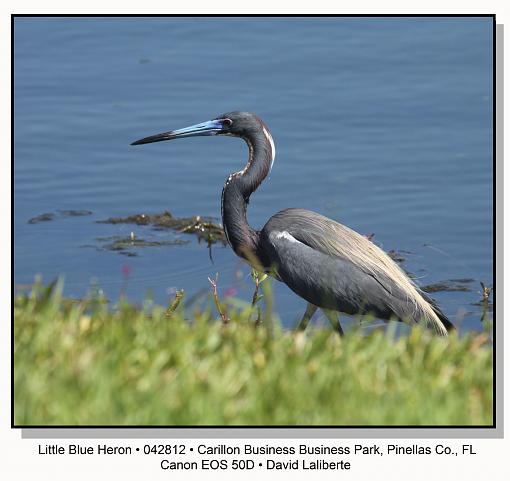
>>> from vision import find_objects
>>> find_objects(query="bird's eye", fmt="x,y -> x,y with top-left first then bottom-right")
222,118 -> 233,127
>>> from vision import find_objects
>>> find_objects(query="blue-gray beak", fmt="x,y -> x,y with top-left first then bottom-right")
131,119 -> 224,146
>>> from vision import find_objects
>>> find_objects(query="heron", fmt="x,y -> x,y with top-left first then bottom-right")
132,111 -> 454,336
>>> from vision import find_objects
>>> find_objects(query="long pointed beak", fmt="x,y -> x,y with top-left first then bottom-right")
131,119 -> 224,146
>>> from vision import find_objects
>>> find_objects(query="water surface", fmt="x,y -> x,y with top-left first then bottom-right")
14,17 -> 493,332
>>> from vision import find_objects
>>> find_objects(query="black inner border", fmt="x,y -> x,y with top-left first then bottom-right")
11,13 -> 497,430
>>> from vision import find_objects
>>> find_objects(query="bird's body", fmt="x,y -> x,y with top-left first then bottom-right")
132,111 -> 454,335
259,208 -> 452,334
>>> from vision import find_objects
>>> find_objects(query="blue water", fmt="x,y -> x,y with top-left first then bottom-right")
14,17 -> 493,332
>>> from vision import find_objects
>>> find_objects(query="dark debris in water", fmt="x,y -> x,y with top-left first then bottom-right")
28,209 -> 92,224
97,211 -> 227,245
422,278 -> 474,293
58,209 -> 93,217
28,213 -> 56,224
387,250 -> 406,264
366,234 -> 408,264
82,234 -> 189,257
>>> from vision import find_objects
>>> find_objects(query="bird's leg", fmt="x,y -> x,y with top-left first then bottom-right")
322,309 -> 344,336
297,303 -> 318,331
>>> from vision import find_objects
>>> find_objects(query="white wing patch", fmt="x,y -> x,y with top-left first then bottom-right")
272,231 -> 299,243
262,126 -> 276,172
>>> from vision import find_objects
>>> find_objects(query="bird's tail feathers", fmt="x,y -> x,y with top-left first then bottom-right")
417,290 -> 455,335
430,305 -> 456,333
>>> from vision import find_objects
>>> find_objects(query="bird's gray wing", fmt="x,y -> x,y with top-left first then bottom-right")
264,228 -> 402,320
262,208 -> 448,333
264,208 -> 413,299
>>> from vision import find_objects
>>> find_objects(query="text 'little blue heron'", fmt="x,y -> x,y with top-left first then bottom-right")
132,111 -> 454,335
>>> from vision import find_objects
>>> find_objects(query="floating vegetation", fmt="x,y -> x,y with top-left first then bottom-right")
57,209 -> 93,217
365,233 -> 408,265
387,249 -> 407,264
82,234 -> 189,257
29,208 -> 226,257
28,213 -> 55,224
422,278 -> 474,293
97,211 -> 227,245
28,209 -> 92,224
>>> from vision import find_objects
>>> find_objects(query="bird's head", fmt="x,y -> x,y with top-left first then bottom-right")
131,111 -> 263,145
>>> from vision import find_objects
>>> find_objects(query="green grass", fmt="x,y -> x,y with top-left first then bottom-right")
14,280 -> 493,426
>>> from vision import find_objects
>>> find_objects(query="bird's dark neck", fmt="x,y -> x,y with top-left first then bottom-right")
221,128 -> 274,262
